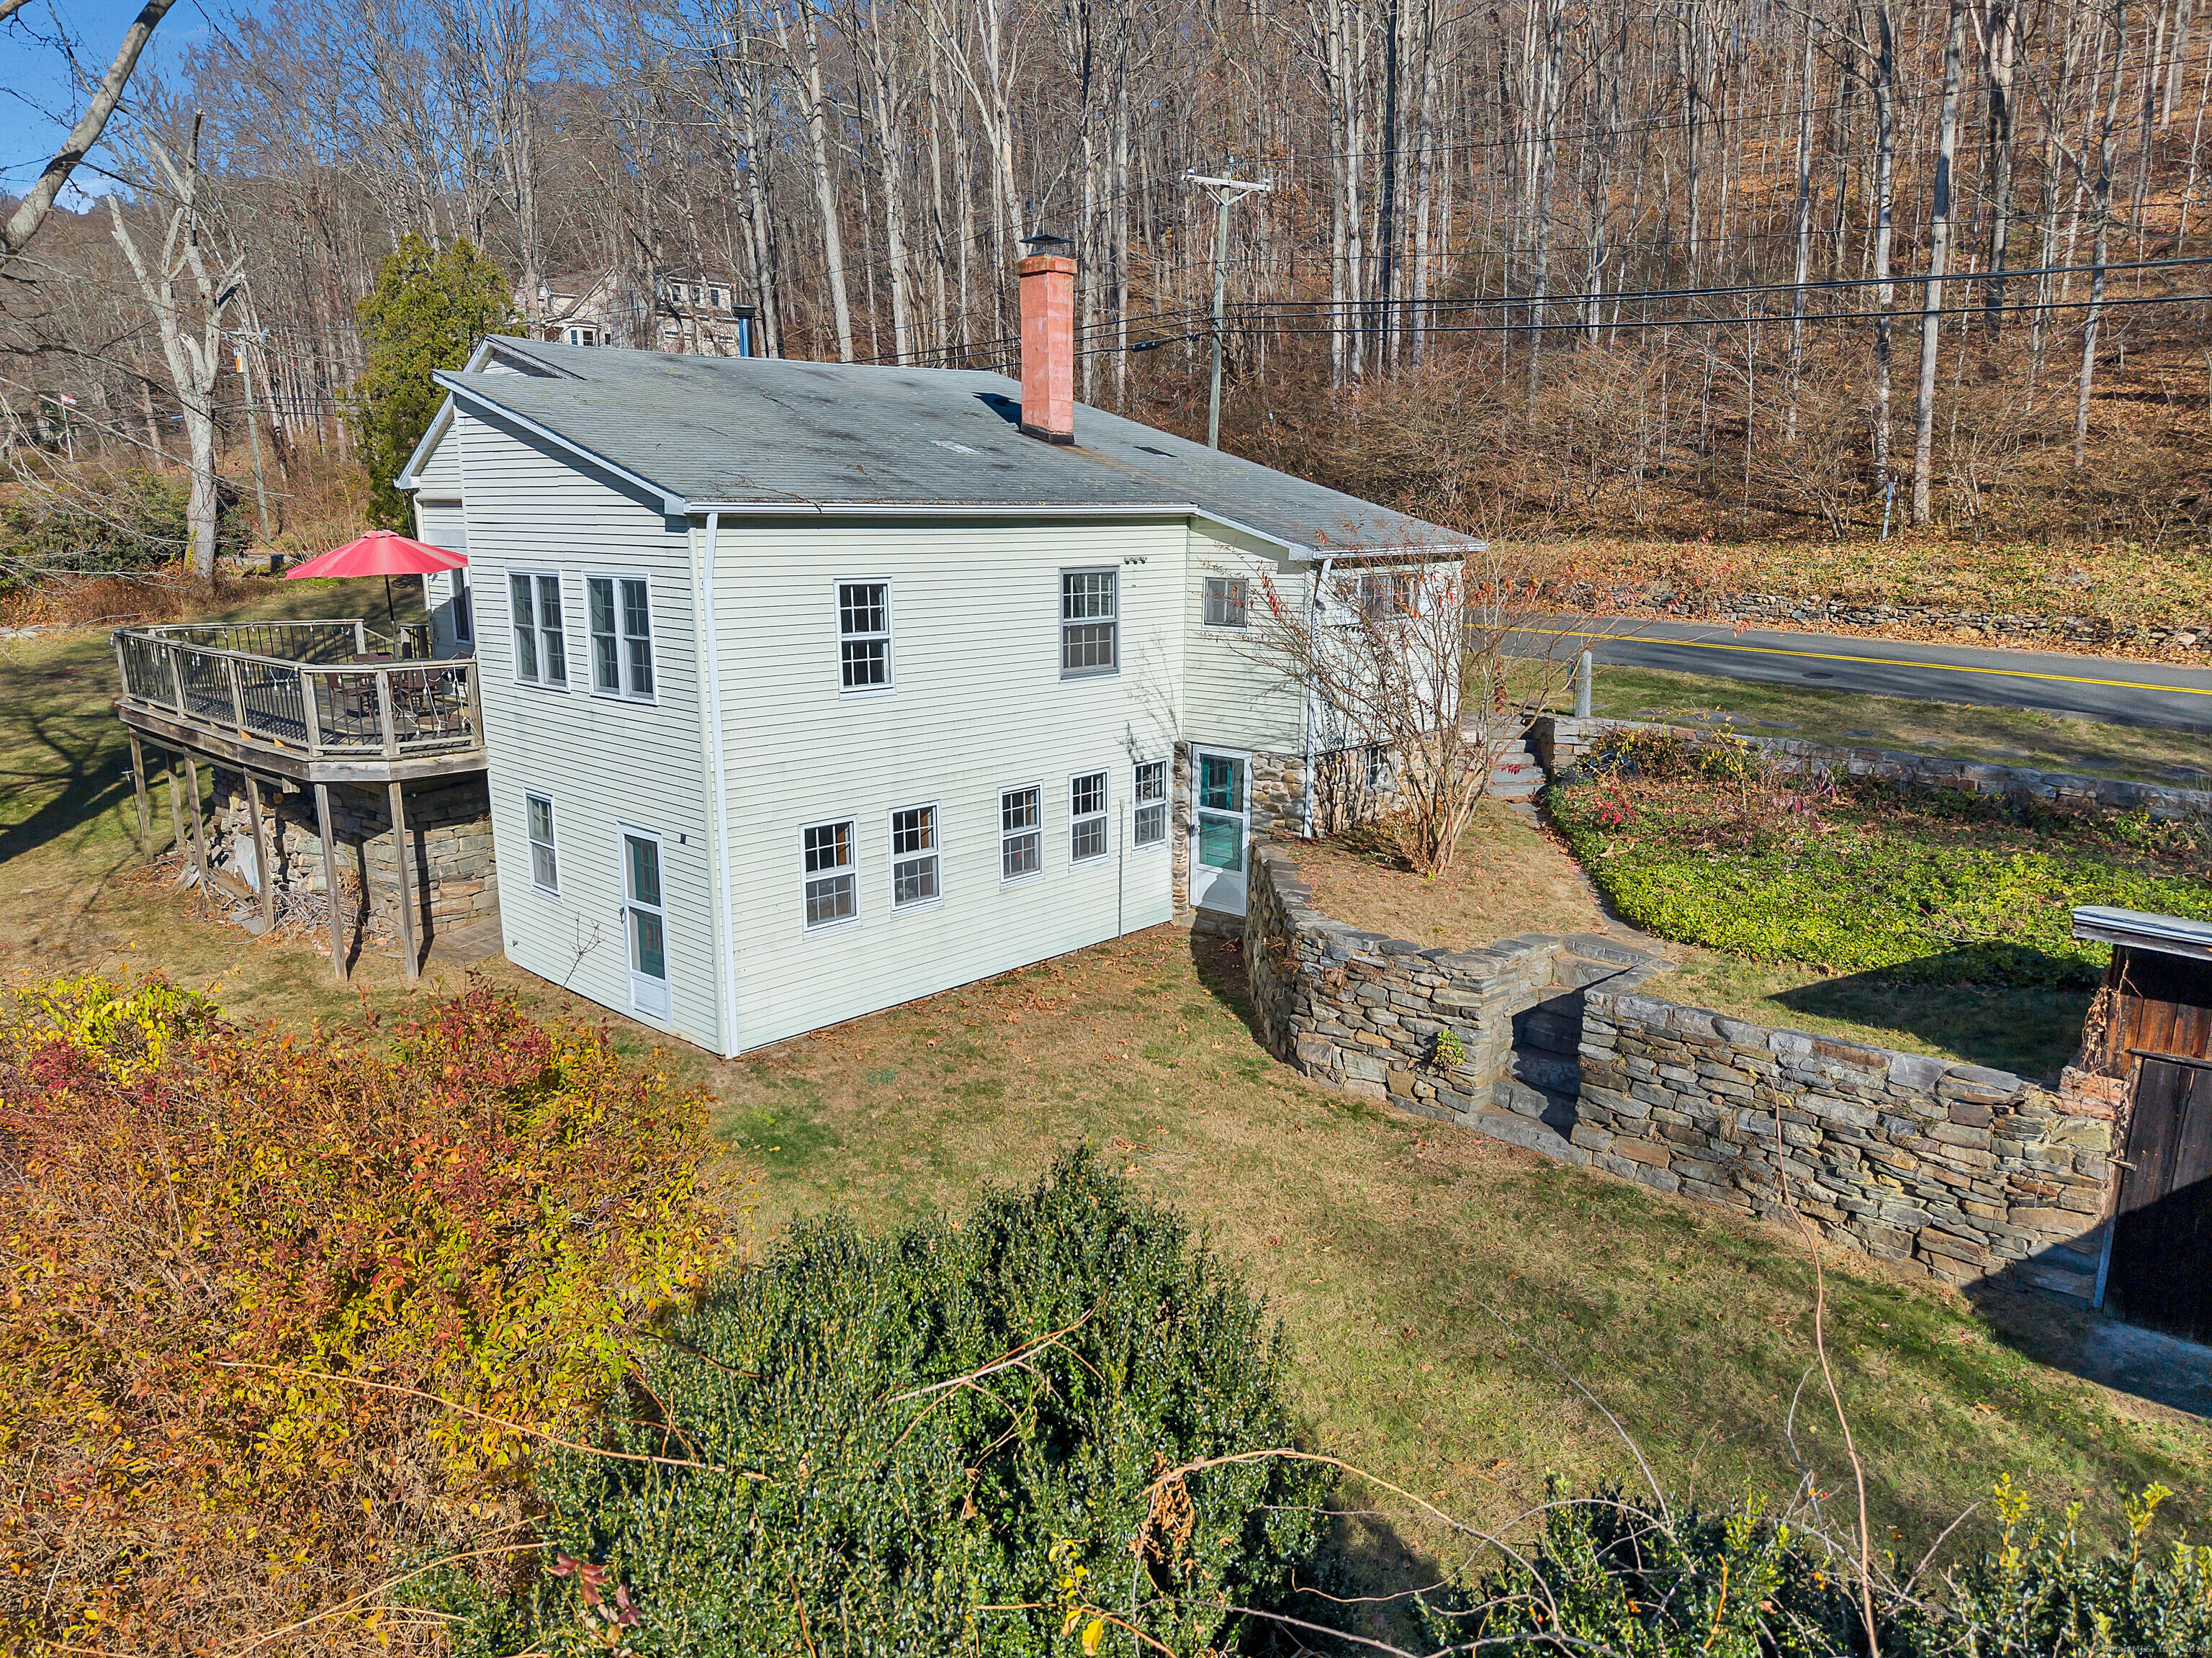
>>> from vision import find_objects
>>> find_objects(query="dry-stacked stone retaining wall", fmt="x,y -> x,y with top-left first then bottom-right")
1529,715 -> 2212,816
204,773 -> 497,932
1244,834 -> 2118,1306
1578,995 -> 2119,1300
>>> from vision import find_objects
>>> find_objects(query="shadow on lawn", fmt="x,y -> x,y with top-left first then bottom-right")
1771,952 -> 2094,1084
0,700 -> 135,870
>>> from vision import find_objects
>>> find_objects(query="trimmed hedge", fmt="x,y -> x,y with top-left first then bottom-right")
437,1151 -> 1326,1656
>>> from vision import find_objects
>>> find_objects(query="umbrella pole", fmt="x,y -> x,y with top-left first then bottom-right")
384,575 -> 395,650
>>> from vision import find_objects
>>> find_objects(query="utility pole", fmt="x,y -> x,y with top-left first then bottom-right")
1183,166 -> 1272,449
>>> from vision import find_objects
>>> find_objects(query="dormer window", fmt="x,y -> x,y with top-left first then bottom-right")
565,326 -> 596,346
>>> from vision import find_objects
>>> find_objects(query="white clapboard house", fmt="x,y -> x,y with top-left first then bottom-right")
397,247 -> 1470,1055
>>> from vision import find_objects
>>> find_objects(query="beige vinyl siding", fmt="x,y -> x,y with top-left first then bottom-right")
1181,526 -> 1305,753
410,499 -> 471,658
713,517 -> 1187,1052
454,409 -> 718,1049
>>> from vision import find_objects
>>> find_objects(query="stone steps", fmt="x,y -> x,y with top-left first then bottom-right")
1487,738 -> 1545,801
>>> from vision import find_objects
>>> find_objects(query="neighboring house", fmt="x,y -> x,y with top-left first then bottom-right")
520,269 -> 754,356
400,249 -> 1471,1056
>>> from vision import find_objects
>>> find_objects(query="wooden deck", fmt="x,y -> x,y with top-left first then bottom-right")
111,619 -> 488,984
112,619 -> 485,785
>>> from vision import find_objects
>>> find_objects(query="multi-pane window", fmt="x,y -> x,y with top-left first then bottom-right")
802,820 -> 856,927
1000,786 -> 1042,880
839,582 -> 892,690
1354,570 -> 1416,623
891,804 -> 939,906
525,793 -> 558,893
1060,570 -> 1117,675
1069,772 -> 1108,862
588,576 -> 654,698
1133,760 -> 1168,847
451,569 -> 474,645
510,572 -> 566,685
1202,575 -> 1249,628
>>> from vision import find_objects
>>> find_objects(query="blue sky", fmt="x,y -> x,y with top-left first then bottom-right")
3,0 -> 231,200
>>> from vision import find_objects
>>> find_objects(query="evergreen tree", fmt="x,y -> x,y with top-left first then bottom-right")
350,236 -> 516,528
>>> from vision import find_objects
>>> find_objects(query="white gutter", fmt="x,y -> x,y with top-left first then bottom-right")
696,512 -> 742,1056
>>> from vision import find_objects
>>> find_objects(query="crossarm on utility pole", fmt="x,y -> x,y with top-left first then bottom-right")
1183,168 -> 1274,449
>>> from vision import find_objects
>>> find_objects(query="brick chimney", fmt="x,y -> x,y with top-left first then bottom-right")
1017,232 -> 1076,444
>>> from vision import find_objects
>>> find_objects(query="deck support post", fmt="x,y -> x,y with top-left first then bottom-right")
164,752 -> 186,855
243,772 -> 275,929
315,782 -> 347,982
181,752 -> 211,886
127,732 -> 150,857
387,780 -> 419,980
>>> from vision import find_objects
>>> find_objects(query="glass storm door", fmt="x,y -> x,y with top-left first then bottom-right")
1190,749 -> 1249,915
622,829 -> 670,1018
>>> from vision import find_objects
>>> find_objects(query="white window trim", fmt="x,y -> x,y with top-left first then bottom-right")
523,789 -> 559,895
799,816 -> 862,932
1131,757 -> 1171,852
887,799 -> 943,911
1068,768 -> 1110,865
835,577 -> 896,698
586,571 -> 659,703
1200,572 -> 1251,631
451,567 -> 475,646
1058,566 -> 1119,680
507,568 -> 568,690
998,782 -> 1046,886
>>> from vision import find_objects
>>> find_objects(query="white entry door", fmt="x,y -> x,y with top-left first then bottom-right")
1190,748 -> 1249,916
621,827 -> 670,1019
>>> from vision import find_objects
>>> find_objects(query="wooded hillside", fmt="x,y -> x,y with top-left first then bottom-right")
5,0 -> 2211,547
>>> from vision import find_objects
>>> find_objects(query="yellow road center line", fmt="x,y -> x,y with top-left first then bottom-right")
1520,627 -> 2212,696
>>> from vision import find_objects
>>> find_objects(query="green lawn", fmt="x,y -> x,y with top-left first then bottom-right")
6,594 -> 2211,1623
1569,664 -> 2212,788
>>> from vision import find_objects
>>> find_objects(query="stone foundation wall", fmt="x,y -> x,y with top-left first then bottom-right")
204,772 -> 496,932
1576,994 -> 2117,1301
1529,715 -> 2212,819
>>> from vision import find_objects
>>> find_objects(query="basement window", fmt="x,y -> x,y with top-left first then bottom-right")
802,819 -> 857,928
1133,760 -> 1167,847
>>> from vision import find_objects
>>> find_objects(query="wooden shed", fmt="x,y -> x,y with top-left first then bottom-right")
2072,906 -> 2212,1338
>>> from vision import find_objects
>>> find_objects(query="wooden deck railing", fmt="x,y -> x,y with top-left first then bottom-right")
113,623 -> 480,762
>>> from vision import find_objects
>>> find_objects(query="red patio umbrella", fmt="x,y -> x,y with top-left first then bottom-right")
285,529 -> 466,645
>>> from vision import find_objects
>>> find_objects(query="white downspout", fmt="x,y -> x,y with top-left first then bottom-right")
696,511 -> 741,1057
1302,556 -> 1334,839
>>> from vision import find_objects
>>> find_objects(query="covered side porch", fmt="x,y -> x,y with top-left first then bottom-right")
110,619 -> 489,981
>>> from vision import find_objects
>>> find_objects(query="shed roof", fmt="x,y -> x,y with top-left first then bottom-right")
2073,906 -> 2212,963
420,339 -> 1473,560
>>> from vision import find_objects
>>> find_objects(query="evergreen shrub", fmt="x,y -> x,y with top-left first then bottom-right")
440,1150 -> 1326,1656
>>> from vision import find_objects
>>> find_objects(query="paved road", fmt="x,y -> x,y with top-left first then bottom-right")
1517,618 -> 2212,732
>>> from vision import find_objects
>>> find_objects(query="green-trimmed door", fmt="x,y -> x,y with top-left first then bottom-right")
1190,748 -> 1249,915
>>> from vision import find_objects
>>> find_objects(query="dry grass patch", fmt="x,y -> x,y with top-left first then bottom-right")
1290,800 -> 1605,948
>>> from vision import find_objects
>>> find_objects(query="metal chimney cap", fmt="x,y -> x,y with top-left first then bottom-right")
1019,229 -> 1075,254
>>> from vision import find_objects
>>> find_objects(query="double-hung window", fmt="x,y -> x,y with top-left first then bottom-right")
588,576 -> 654,698
1000,786 -> 1042,880
510,572 -> 566,685
891,804 -> 939,906
1202,575 -> 1249,628
1133,760 -> 1168,847
525,793 -> 558,893
451,569 -> 475,646
802,820 -> 856,928
838,582 -> 892,690
1060,569 -> 1117,675
1354,570 -> 1416,624
1069,772 -> 1108,862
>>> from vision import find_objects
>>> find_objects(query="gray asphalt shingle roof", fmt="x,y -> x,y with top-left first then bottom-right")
429,340 -> 1469,559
